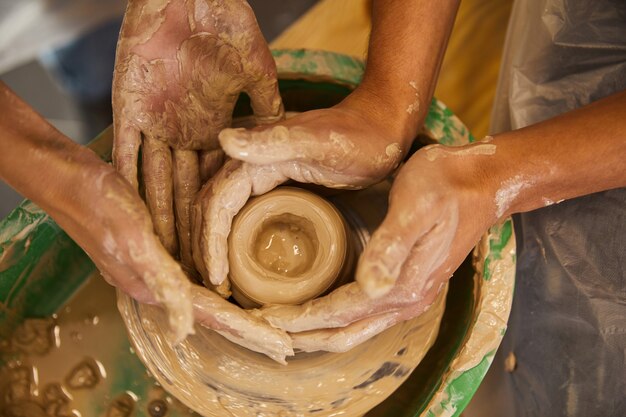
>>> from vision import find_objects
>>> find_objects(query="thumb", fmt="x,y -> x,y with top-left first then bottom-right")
356,215 -> 421,299
356,181 -> 442,298
219,124 -> 319,165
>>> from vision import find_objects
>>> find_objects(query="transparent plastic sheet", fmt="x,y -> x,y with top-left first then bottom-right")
0,0 -> 126,74
471,0 -> 626,416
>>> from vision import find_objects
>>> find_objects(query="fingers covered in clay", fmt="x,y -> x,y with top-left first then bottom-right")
199,149 -> 225,183
246,74 -> 284,126
355,178 -> 445,298
113,0 -> 284,270
357,151 -> 467,299
142,136 -> 178,255
192,159 -> 288,287
261,148 -> 497,349
218,107 -> 405,188
218,125 -> 318,165
291,310 -> 401,353
134,239 -> 195,343
73,167 -> 195,343
355,221 -> 420,299
112,117 -> 141,189
172,149 -> 200,273
191,286 -> 294,364
290,290 -> 442,353
258,282 -> 403,333
258,179 -> 460,334
260,265 -> 443,345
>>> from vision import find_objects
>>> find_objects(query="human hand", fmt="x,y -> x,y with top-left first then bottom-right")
112,0 -> 283,272
27,153 -> 292,361
254,141 -> 500,352
192,92 -> 409,289
47,152 -> 291,357
0,78 -> 292,360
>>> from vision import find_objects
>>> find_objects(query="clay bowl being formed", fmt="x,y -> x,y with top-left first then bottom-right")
119,176 -> 447,416
116,50 -> 516,417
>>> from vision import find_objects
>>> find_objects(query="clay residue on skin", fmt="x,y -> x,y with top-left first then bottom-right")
356,235 -> 406,298
117,33 -> 249,150
372,142 -> 403,173
424,143 -> 496,162
120,0 -> 171,51
112,0 -> 284,268
542,197 -> 565,206
112,0 -> 289,296
356,199 -> 458,301
385,143 -> 402,159
324,131 -> 357,171
95,172 -> 194,343
294,287 -> 447,354
406,81 -> 420,114
189,286 -> 294,364
495,174 -> 533,218
219,124 -> 375,188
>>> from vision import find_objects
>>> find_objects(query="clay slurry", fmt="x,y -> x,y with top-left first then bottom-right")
253,213 -> 319,278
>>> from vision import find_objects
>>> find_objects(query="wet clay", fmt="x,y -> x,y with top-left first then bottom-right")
0,274 -> 198,417
120,284 -> 447,417
253,213 -> 318,277
228,187 -> 348,308
423,142 -> 496,161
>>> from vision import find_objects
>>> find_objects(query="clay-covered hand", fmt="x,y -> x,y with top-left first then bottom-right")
112,0 -> 283,273
256,142 -> 499,352
40,158 -> 197,345
36,155 -> 293,360
65,161 -> 292,361
57,162 -> 292,361
0,80 -> 292,361
192,91 -> 408,289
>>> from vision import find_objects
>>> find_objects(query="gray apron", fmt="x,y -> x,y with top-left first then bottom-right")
466,1 -> 626,416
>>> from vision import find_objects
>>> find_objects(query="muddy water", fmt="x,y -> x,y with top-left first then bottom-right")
0,273 -> 198,417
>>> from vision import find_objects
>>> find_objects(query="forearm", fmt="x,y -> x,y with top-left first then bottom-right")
348,0 -> 460,146
0,82 -> 104,217
487,90 -> 626,219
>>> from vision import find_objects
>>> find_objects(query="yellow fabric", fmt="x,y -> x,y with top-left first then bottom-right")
437,1 -> 513,138
271,0 -> 372,60
271,0 -> 513,139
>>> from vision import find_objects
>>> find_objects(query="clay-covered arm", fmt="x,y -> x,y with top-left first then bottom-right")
483,90 -> 626,220
0,82 -> 193,341
260,90 -> 626,349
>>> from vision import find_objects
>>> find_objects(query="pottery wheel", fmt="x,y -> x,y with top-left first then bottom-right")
118,181 -> 447,417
